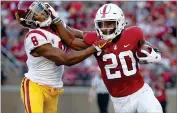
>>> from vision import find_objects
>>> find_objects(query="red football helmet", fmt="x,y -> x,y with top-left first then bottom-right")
15,0 -> 52,29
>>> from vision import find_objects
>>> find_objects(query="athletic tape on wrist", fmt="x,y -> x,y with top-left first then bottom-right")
53,17 -> 62,24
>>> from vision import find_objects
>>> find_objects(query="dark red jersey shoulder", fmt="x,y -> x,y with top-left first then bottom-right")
123,26 -> 144,41
83,31 -> 101,46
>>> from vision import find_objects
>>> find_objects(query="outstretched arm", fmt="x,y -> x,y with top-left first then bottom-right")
31,43 -> 96,66
53,20 -> 89,50
66,25 -> 86,39
32,44 -> 96,66
31,39 -> 110,66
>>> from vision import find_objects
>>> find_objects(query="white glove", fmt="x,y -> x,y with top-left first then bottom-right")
136,47 -> 161,63
44,3 -> 65,26
44,3 -> 59,18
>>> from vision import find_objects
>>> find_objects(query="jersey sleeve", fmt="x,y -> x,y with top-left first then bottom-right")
134,26 -> 144,41
130,26 -> 144,48
83,31 -> 100,46
25,30 -> 49,53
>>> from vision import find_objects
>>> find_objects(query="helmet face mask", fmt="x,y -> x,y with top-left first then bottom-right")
25,1 -> 50,20
16,0 -> 52,29
15,10 -> 39,29
94,3 -> 126,40
95,20 -> 117,36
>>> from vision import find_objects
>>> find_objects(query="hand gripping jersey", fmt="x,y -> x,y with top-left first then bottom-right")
24,27 -> 66,88
84,26 -> 144,97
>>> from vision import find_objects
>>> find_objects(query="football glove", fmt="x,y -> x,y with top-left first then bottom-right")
93,39 -> 112,56
44,3 -> 58,18
136,47 -> 161,63
44,3 -> 62,25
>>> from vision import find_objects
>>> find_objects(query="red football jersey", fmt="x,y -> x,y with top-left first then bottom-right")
84,26 -> 144,97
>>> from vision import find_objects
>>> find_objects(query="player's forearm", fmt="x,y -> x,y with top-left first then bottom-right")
40,46 -> 96,66
54,23 -> 88,51
144,40 -> 155,48
66,26 -> 85,39
64,46 -> 96,66
139,39 -> 161,53
70,38 -> 89,51
54,22 -> 75,46
139,39 -> 156,49
144,40 -> 161,53
63,39 -> 111,65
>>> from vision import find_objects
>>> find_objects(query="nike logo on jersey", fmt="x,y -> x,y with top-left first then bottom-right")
124,44 -> 130,48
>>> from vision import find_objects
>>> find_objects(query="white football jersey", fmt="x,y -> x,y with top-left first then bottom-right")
24,27 -> 66,88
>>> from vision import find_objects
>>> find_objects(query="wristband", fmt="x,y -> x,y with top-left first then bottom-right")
53,17 -> 62,25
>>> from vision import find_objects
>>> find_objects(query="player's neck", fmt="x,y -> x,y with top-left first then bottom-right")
112,33 -> 122,43
40,25 -> 57,34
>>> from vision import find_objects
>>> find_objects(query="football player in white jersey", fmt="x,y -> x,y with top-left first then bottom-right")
15,1 -> 111,113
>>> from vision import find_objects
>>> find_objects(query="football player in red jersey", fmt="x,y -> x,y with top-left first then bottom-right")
49,3 -> 163,113
15,1 -> 111,113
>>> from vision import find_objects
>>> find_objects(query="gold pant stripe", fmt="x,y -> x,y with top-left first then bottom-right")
25,78 -> 32,113
22,77 -> 28,113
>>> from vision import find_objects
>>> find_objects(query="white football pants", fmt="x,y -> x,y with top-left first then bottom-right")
110,83 -> 163,113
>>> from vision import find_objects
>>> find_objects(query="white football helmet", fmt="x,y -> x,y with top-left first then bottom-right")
94,3 -> 126,40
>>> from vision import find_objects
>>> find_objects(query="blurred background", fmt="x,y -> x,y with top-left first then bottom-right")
1,1 -> 177,113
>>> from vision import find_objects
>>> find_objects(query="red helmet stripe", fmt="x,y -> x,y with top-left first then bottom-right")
101,5 -> 108,18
